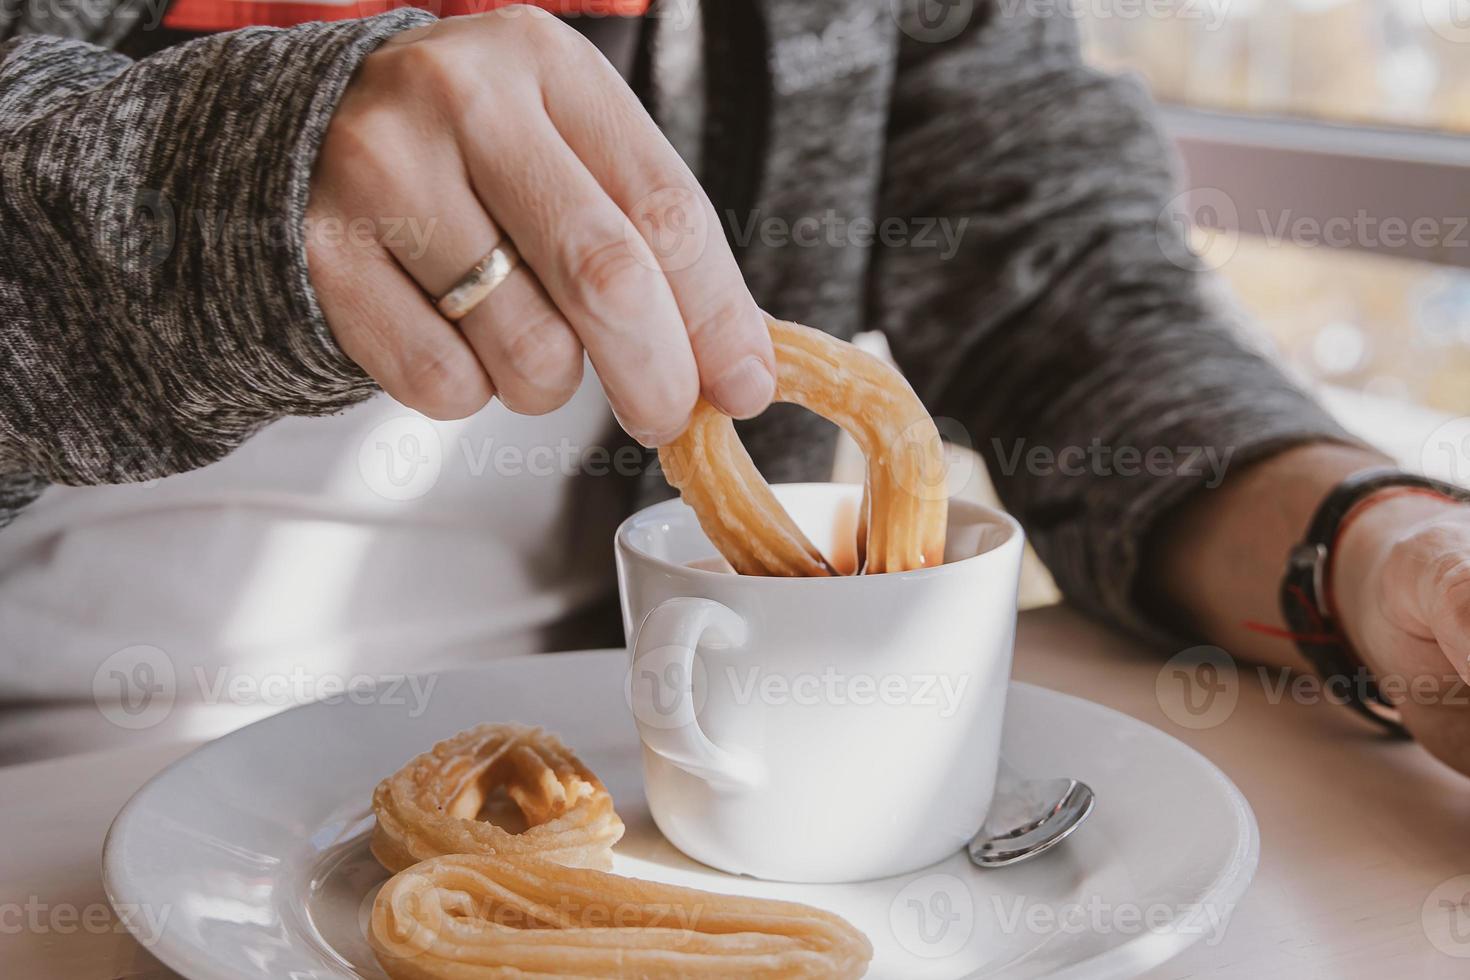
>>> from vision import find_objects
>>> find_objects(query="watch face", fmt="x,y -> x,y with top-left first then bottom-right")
1286,543 -> 1330,620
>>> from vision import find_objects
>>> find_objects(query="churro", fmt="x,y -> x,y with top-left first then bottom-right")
371,724 -> 624,874
369,851 -> 873,979
660,315 -> 947,576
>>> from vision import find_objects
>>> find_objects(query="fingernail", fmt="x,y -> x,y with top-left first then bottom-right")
619,410 -> 688,449
634,427 -> 683,449
708,356 -> 775,419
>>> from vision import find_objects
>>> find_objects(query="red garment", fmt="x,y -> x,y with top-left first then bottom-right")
163,0 -> 648,34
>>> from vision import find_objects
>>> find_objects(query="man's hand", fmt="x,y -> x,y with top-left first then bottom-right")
306,9 -> 775,444
1151,443 -> 1470,777
1336,494 -> 1470,772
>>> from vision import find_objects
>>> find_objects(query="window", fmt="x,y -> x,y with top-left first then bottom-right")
1078,1 -> 1470,457
1083,1 -> 1470,133
1197,233 -> 1470,416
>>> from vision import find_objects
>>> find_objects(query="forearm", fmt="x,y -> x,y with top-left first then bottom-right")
1144,442 -> 1390,668
0,13 -> 428,526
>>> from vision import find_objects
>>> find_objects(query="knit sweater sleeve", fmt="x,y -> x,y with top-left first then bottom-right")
0,10 -> 433,526
870,4 -> 1357,641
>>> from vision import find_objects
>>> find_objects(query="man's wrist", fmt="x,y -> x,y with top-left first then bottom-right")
1266,467 -> 1470,733
1145,442 -> 1388,665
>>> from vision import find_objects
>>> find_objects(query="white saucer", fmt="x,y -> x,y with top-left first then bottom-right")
104,650 -> 1258,980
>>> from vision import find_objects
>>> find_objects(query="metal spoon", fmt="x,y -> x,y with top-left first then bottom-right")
967,760 -> 1096,869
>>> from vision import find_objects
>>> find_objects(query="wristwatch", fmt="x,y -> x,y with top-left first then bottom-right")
1282,467 -> 1470,735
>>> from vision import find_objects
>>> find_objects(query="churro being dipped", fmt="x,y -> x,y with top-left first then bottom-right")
660,315 -> 947,576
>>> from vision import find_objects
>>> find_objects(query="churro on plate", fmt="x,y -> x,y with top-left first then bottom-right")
659,315 -> 947,576
369,851 -> 872,979
368,723 -> 873,979
371,723 -> 624,874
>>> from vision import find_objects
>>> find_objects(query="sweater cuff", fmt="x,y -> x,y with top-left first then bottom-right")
1032,410 -> 1367,649
247,9 -> 438,408
0,10 -> 436,505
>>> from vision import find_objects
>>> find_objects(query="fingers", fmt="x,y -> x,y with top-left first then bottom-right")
1426,578 -> 1470,686
324,105 -> 588,419
1367,520 -> 1470,776
362,179 -> 587,417
309,229 -> 494,421
1419,533 -> 1470,685
1383,634 -> 1470,777
533,28 -> 775,419
1382,519 -> 1470,684
458,101 -> 700,445
456,268 -> 586,416
310,9 -> 776,442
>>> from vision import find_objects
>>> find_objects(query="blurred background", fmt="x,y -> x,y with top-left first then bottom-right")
846,0 -> 1470,607
1083,0 -> 1470,425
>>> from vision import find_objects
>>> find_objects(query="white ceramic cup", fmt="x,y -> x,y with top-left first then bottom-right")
615,483 -> 1025,883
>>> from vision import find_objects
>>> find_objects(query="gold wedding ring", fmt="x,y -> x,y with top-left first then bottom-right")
435,241 -> 521,321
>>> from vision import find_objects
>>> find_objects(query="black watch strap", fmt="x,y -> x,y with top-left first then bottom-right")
1282,467 -> 1470,735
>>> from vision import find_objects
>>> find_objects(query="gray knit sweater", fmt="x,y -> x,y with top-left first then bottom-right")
0,1 -> 1350,640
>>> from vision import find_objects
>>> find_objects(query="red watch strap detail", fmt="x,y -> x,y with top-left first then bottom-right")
1243,584 -> 1340,646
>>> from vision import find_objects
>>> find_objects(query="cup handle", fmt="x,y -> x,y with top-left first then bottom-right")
628,597 -> 762,788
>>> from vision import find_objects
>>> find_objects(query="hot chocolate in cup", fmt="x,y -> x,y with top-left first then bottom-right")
615,482 -> 1025,883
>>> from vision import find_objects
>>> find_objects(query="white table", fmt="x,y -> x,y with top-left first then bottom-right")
3,605 -> 1468,979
